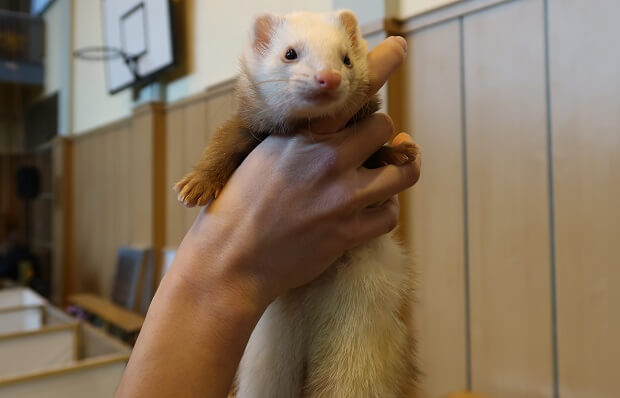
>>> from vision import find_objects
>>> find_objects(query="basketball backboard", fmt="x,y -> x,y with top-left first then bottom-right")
101,0 -> 175,93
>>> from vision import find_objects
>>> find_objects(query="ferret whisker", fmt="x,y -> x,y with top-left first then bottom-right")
304,114 -> 316,141
253,79 -> 289,86
254,78 -> 308,86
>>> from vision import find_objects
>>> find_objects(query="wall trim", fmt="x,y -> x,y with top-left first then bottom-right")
70,102 -> 166,140
166,77 -> 237,112
133,102 -> 166,117
360,19 -> 385,36
70,117 -> 132,141
386,0 -> 513,34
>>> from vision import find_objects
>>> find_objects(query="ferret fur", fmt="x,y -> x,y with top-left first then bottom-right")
176,10 -> 418,397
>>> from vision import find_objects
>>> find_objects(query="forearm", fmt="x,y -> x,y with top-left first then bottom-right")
116,221 -> 269,397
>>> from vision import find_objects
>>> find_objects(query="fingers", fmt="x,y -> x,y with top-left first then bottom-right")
356,162 -> 420,208
336,113 -> 395,168
346,196 -> 400,248
311,36 -> 407,133
367,36 -> 408,96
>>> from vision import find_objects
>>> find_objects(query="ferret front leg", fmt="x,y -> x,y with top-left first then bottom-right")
175,119 -> 261,207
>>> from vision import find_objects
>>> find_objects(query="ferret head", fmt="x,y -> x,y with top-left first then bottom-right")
239,10 -> 370,126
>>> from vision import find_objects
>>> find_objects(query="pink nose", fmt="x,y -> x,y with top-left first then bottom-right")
315,70 -> 341,90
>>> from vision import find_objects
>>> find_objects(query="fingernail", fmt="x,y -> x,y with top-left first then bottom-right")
391,36 -> 407,53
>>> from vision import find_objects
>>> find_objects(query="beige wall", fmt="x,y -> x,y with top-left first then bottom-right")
549,1 -> 620,396
396,0 -> 620,397
70,104 -> 165,296
388,0 -> 460,18
71,0 -> 133,135
42,0 -> 72,135
165,86 -> 236,248
42,0 -> 62,97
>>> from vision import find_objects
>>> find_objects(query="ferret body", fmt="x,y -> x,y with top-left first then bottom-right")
176,10 -> 417,397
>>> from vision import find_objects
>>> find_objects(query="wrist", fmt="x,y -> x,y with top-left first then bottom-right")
171,211 -> 276,317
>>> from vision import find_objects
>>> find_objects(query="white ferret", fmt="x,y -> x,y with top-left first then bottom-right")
176,10 -> 418,397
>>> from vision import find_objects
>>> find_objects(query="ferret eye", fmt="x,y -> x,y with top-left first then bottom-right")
343,54 -> 352,67
284,48 -> 298,61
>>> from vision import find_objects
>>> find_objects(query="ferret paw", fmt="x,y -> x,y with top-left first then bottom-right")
174,171 -> 219,208
387,142 -> 419,166
364,143 -> 419,168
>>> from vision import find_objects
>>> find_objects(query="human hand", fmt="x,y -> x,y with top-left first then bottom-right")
177,36 -> 420,305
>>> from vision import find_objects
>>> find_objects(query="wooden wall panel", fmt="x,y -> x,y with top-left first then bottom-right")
165,107 -> 185,248
71,103 -> 164,297
88,132 -> 104,293
129,112 -> 153,246
72,138 -> 83,293
152,105 -> 167,282
72,119 -> 139,297
463,1 -> 553,396
164,88 -> 236,248
99,130 -> 117,296
95,129 -> 112,294
182,100 -> 207,231
80,134 -> 93,292
403,20 -> 468,398
549,1 -> 620,397
116,124 -> 130,247
52,141 -> 63,301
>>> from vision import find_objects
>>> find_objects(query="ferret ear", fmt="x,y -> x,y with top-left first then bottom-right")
337,9 -> 361,48
253,14 -> 283,54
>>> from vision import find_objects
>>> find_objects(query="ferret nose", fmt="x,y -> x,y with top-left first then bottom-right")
315,70 -> 341,90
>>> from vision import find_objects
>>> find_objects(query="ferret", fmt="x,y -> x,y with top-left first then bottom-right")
175,10 -> 418,397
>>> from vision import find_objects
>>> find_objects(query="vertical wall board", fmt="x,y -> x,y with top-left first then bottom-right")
464,0 -> 553,396
182,101 -> 208,231
405,19 -> 468,398
548,1 -> 620,397
129,114 -> 153,246
117,124 -> 131,247
165,107 -> 186,247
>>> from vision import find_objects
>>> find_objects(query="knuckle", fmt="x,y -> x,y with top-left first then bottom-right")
336,221 -> 357,248
318,146 -> 341,174
372,113 -> 394,140
387,37 -> 406,63
332,185 -> 357,215
386,208 -> 399,233
402,163 -> 420,187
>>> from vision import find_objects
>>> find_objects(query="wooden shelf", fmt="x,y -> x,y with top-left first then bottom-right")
67,294 -> 144,334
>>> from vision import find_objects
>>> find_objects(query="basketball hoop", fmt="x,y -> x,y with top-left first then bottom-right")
73,45 -> 141,80
74,1 -> 175,94
73,45 -> 124,61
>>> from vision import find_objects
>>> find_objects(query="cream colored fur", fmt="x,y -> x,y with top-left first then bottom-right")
236,234 -> 413,397
237,11 -> 370,133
